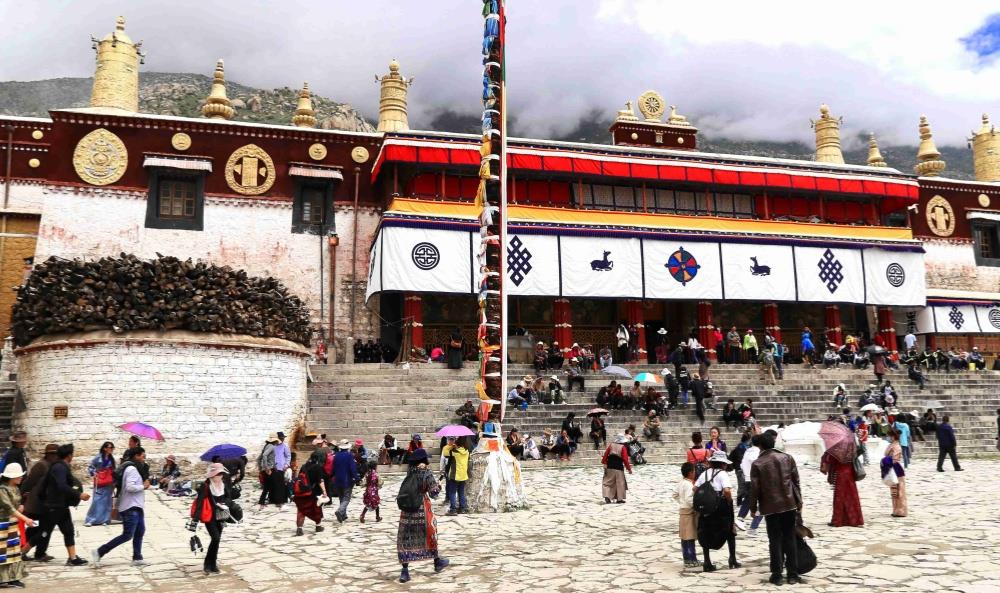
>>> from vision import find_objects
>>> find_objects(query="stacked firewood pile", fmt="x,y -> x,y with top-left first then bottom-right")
11,254 -> 311,347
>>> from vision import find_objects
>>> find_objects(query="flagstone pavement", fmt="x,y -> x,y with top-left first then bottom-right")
29,457 -> 1000,593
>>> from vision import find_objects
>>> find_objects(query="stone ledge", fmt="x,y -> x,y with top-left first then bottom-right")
15,329 -> 311,357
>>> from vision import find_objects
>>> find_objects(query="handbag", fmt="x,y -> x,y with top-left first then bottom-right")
95,467 -> 114,489
796,536 -> 817,574
852,454 -> 866,481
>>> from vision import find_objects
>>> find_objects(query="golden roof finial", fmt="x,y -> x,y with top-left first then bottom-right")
970,113 -> 1000,182
202,59 -> 235,120
89,15 -> 143,112
866,133 -> 887,167
292,82 -> 317,128
376,58 -> 412,133
914,115 -> 945,177
811,104 -> 844,164
615,100 -> 638,122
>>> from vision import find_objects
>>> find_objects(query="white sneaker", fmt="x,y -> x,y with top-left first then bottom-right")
747,527 -> 758,538
131,559 -> 150,567
735,518 -> 746,531
90,549 -> 101,568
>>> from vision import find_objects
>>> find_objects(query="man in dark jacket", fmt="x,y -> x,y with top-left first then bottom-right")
936,415 -> 963,472
2,431 -> 29,475
20,443 -> 57,561
749,432 -> 802,586
331,440 -> 359,523
34,444 -> 91,565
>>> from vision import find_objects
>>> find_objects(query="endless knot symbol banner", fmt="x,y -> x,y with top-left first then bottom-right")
989,308 -> 1000,330
816,249 -> 844,294
885,263 -> 905,288
948,306 -> 965,330
411,242 -> 440,270
506,236 -> 533,286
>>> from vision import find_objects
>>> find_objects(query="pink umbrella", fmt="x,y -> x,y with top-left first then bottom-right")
435,425 -> 476,438
118,422 -> 164,441
818,420 -> 854,463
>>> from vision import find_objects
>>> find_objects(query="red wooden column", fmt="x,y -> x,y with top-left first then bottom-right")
553,298 -> 573,355
626,300 -> 647,362
877,307 -> 898,353
763,302 -> 782,344
404,293 -> 424,351
926,334 -> 937,350
697,301 -> 715,361
825,305 -> 843,347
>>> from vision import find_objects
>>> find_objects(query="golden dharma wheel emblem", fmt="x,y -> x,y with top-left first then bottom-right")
978,193 -> 991,208
351,146 -> 370,164
72,128 -> 128,186
925,195 -> 955,237
308,143 -> 328,161
637,90 -> 665,122
31,130 -> 44,140
225,144 -> 275,195
171,133 -> 192,151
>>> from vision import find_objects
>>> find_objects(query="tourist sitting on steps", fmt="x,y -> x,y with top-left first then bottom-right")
722,399 -> 740,429
590,416 -> 608,451
643,410 -> 662,441
555,429 -> 576,461
565,358 -> 585,392
537,429 -> 558,460
599,347 -> 613,369
547,341 -> 565,369
543,376 -> 565,404
533,342 -> 548,372
506,429 -> 525,459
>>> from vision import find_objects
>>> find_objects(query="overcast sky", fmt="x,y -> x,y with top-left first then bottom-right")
1,1 -> 999,147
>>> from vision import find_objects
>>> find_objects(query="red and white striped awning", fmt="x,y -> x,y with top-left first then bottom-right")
288,165 -> 344,180
142,155 -> 213,172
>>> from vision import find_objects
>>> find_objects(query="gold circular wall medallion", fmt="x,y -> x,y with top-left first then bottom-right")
28,158 -> 40,168
171,132 -> 192,151
351,146 -> 370,164
308,143 -> 328,161
978,193 -> 991,208
72,128 -> 128,186
31,130 -> 44,140
224,144 -> 276,195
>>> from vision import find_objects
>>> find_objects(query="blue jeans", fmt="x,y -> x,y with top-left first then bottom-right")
681,539 -> 697,562
901,445 -> 910,467
446,480 -> 467,511
97,507 -> 145,560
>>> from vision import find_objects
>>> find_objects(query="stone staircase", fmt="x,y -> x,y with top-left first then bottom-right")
304,362 -> 1000,470
0,382 -> 16,443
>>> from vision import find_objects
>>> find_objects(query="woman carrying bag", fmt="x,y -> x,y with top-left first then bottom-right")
84,441 -> 116,527
190,463 -> 238,575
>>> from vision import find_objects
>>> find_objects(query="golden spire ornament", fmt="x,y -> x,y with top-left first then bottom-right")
202,59 -> 235,120
811,104 -> 845,164
89,16 -> 144,112
867,133 -> 887,167
376,59 -> 413,132
914,115 -> 946,177
970,113 -> 999,182
292,82 -> 317,128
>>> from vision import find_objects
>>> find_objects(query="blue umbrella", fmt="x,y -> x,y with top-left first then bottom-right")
200,444 -> 247,462
602,365 -> 632,379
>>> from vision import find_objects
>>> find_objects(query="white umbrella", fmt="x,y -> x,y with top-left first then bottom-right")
860,403 -> 881,412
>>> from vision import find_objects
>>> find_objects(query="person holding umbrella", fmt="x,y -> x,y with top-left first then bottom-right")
441,435 -> 470,515
819,421 -> 864,527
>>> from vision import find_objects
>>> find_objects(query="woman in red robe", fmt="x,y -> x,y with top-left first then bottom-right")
820,452 -> 864,527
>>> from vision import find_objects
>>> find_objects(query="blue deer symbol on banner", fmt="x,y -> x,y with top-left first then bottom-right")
591,251 -> 613,271
750,257 -> 770,276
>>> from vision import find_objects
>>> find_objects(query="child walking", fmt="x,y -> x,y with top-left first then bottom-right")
674,462 -> 700,567
359,460 -> 382,523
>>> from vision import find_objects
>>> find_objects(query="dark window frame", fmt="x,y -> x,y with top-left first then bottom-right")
291,179 -> 336,235
144,168 -> 206,231
972,221 -> 1000,267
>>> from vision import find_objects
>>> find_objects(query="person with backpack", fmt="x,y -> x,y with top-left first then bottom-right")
397,448 -> 449,583
19,443 -> 57,562
33,444 -> 90,566
749,430 -> 802,585
601,435 -> 633,504
441,437 -> 469,516
292,450 -> 329,536
693,449 -> 739,572
84,441 -> 116,527
332,440 -> 359,523
686,432 -> 711,476
91,447 -> 150,568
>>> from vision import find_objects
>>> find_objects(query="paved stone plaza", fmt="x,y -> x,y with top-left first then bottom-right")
30,457 -> 1000,593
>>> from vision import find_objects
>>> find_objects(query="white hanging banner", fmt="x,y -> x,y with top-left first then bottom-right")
721,243 -> 795,301
364,232 -> 383,301
560,235 -> 642,298
975,305 -> 1000,334
643,240 -> 723,300
506,233 -> 560,296
794,246 -> 864,304
379,227 -> 474,294
914,306 -> 936,334
863,249 -> 926,306
932,304 -> 981,334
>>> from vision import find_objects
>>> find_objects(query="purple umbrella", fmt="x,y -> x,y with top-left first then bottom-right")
200,444 -> 247,462
435,425 -> 476,438
118,422 -> 164,441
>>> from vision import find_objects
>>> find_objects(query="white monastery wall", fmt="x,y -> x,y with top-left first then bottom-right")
331,204 -> 382,358
14,330 -> 308,461
923,239 -> 1000,293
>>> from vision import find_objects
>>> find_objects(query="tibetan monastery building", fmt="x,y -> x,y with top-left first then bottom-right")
0,17 -> 997,364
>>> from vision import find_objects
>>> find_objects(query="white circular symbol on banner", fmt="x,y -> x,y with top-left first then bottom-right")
411,242 -> 440,270
885,263 -> 905,288
989,308 -> 1000,330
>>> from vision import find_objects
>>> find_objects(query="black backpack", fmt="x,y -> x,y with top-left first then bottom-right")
113,461 -> 136,496
396,469 -> 424,512
693,469 -> 724,515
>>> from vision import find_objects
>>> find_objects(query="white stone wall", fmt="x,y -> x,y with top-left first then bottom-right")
923,239 -> 1000,293
14,331 -> 308,462
31,186 -> 383,346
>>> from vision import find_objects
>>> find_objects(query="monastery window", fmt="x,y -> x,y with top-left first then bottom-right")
973,223 -> 999,265
292,180 -> 335,235
144,169 -> 205,231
